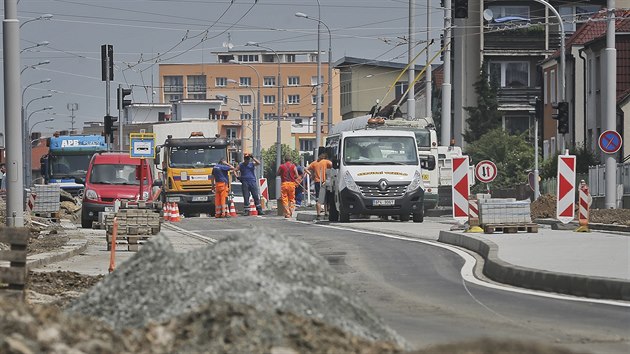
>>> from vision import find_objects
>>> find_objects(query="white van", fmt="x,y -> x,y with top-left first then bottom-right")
324,128 -> 425,222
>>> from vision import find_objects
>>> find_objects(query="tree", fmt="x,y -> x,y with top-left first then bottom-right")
462,65 -> 502,144
540,143 -> 600,179
466,128 -> 534,189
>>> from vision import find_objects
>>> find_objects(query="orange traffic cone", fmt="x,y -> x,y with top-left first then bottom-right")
172,203 -> 181,222
229,199 -> 238,217
248,198 -> 258,216
163,203 -> 170,221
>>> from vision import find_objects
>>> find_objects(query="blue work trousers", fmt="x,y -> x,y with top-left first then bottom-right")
242,179 -> 261,208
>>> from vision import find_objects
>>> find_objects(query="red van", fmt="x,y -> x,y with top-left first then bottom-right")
79,152 -> 160,228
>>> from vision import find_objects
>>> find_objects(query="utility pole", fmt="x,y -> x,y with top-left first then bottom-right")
425,0 -> 432,120
3,0 -> 25,226
407,0 -> 416,119
441,0 -> 452,145
605,0 -> 617,208
67,103 -> 78,133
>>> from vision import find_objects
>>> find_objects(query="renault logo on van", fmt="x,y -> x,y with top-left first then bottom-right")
378,179 -> 389,191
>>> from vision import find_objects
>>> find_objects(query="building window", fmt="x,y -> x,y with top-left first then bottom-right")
263,76 -> 276,87
311,75 -> 324,86
240,113 -> 252,120
394,82 -> 408,99
288,95 -> 300,104
286,54 -> 296,62
263,113 -> 274,120
187,75 -> 206,92
299,139 -> 315,152
287,112 -> 300,118
311,95 -> 324,104
487,5 -> 530,19
504,116 -> 530,135
294,118 -> 303,124
264,95 -> 276,105
550,70 -> 557,104
288,76 -> 300,86
560,5 -> 601,32
189,93 -> 207,100
237,54 -> 259,62
215,77 -> 227,87
164,76 -> 183,92
543,71 -> 548,104
240,77 -> 252,87
488,61 -> 529,88
239,95 -> 252,105
226,127 -> 237,139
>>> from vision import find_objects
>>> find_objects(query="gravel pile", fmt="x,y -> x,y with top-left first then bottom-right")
67,229 -> 406,348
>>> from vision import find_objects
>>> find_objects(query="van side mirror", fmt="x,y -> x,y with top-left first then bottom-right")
154,147 -> 161,166
74,177 -> 85,185
420,155 -> 436,171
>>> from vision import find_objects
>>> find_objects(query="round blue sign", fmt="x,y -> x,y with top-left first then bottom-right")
598,130 -> 622,154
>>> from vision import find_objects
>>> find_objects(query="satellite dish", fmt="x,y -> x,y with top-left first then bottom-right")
222,42 -> 234,49
483,9 -> 494,22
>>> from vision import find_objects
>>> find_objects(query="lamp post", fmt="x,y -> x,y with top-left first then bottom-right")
25,106 -> 52,187
23,94 -> 52,188
20,59 -> 50,74
29,117 -> 54,135
217,94 -> 247,161
245,41 -> 283,198
19,13 -> 53,29
228,60 -> 262,177
295,12 -> 333,136
20,40 -> 49,54
227,78 -> 256,154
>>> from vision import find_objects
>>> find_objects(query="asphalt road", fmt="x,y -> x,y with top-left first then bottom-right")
35,216 -> 630,353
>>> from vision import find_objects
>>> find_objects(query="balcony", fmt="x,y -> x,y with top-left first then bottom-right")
484,24 -> 546,51
496,87 -> 540,111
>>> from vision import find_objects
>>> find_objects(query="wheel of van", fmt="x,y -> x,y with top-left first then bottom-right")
80,208 -> 92,229
399,213 -> 410,222
412,210 -> 424,223
328,197 -> 339,222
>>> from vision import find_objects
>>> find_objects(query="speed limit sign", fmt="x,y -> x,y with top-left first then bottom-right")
475,160 -> 497,183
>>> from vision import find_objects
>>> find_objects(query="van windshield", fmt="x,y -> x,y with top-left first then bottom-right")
343,136 -> 418,165
49,154 -> 92,179
89,164 -> 150,185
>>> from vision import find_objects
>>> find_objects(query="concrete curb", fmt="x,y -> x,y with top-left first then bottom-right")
438,230 -> 630,301
26,236 -> 89,271
535,218 -> 630,234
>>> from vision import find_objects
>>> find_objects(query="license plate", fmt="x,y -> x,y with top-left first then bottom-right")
192,196 -> 208,202
104,206 -> 114,212
372,199 -> 395,206
167,196 -> 181,203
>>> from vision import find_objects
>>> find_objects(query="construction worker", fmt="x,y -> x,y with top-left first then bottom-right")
276,154 -> 299,218
235,153 -> 264,216
212,157 -> 234,218
306,152 -> 333,218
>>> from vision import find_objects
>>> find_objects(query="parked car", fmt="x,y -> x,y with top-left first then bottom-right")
78,152 -> 161,228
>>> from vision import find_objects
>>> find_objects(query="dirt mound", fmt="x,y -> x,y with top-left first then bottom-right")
27,271 -> 104,307
531,194 -> 556,219
590,208 -> 630,226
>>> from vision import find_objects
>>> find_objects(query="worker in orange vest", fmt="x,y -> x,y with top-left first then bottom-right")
276,155 -> 299,218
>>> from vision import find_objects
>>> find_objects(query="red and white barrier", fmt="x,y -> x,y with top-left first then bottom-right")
259,178 -> 269,200
576,180 -> 590,232
556,154 -> 576,224
451,156 -> 470,223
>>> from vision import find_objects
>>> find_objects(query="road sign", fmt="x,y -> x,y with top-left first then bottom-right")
451,156 -> 470,223
474,160 -> 497,183
556,155 -> 576,224
129,133 -> 156,159
598,130 -> 622,154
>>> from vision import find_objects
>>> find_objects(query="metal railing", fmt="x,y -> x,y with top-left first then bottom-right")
588,163 -> 630,196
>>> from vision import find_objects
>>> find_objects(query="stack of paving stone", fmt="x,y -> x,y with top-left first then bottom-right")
32,184 -> 60,214
479,197 -> 532,225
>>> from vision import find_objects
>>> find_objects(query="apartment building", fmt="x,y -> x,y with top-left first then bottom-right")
158,49 -> 340,155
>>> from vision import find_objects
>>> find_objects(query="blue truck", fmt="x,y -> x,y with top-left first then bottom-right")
40,135 -> 108,196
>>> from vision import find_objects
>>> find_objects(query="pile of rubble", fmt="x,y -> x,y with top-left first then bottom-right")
531,194 -> 630,225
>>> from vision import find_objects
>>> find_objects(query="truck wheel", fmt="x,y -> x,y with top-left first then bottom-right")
80,209 -> 92,229
399,213 -> 410,222
413,210 -> 424,223
328,197 -> 339,222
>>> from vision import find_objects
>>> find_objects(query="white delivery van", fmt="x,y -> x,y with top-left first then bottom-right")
324,127 -> 425,223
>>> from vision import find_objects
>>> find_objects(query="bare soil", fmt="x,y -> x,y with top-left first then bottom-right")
531,194 -> 630,225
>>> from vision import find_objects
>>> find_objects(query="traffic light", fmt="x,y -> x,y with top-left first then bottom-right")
557,101 -> 569,134
535,97 -> 543,120
454,0 -> 469,19
104,115 -> 118,141
117,87 -> 132,110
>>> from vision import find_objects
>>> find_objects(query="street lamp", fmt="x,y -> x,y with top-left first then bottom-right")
29,118 -> 54,135
228,60 -> 262,175
295,11 -> 333,136
25,106 -> 53,187
244,41 -> 283,198
21,59 -> 50,74
19,14 -> 53,29
217,94 -> 250,160
20,40 -> 49,54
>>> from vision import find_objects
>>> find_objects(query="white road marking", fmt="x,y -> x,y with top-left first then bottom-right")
300,221 -> 630,308
162,223 -> 217,244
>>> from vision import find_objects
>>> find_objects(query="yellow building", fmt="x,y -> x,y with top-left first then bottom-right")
158,50 -> 340,156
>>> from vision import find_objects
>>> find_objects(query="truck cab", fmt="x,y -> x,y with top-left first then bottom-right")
79,152 -> 158,228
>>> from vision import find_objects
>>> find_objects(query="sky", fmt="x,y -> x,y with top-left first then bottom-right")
2,0 -> 445,138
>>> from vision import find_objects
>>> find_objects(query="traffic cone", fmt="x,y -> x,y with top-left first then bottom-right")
172,203 -> 181,222
229,199 -> 238,217
163,203 -> 171,221
248,198 -> 258,216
